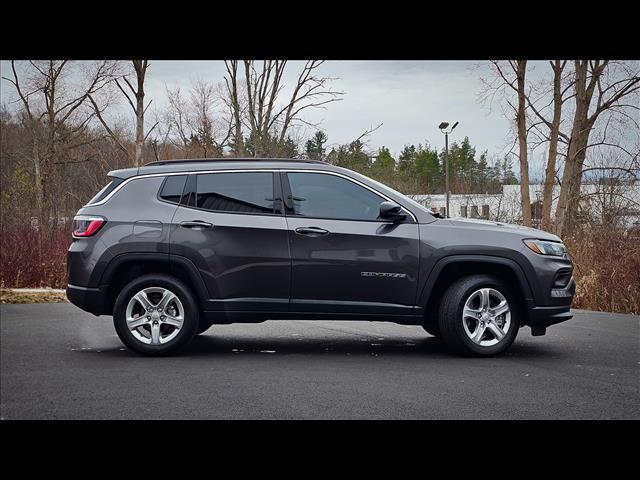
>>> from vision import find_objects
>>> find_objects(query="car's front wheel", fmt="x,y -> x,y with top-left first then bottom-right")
196,319 -> 214,335
438,275 -> 519,356
113,274 -> 199,356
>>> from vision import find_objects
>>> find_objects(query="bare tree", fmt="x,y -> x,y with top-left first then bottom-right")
88,60 -> 153,167
223,60 -> 343,157
555,61 -> 640,236
484,60 -> 533,226
524,60 -> 572,230
2,60 -> 116,222
223,60 -> 245,156
160,80 -> 230,159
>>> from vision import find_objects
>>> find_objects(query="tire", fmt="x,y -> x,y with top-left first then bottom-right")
113,274 -> 199,356
196,319 -> 214,335
438,274 -> 520,356
421,321 -> 441,338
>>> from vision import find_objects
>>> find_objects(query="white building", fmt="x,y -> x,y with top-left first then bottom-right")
408,181 -> 640,228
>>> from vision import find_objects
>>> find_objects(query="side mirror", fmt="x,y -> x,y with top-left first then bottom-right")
379,201 -> 407,222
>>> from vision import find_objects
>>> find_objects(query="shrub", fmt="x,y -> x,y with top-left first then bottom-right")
0,225 -> 71,289
1,223 -> 638,315
564,226 -> 640,315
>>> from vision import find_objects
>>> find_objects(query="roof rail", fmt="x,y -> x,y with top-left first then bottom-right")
143,157 -> 328,167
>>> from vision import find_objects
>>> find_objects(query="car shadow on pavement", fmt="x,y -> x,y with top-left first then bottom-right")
175,334 -> 565,359
69,333 -> 565,359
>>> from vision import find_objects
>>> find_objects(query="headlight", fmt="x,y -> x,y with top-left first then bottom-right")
523,239 -> 567,256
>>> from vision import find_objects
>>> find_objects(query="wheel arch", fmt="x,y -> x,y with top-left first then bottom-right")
419,255 -> 535,327
99,253 -> 209,314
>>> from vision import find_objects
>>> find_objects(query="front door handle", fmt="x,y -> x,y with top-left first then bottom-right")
295,226 -> 329,236
180,220 -> 213,229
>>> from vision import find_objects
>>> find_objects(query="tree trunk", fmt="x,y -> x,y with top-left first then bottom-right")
555,61 -> 593,236
541,60 -> 563,232
557,127 -> 591,235
135,94 -> 144,167
133,60 -> 147,167
516,60 -> 532,227
30,121 -> 43,216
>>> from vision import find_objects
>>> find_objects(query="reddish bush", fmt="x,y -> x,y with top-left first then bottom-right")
0,225 -> 71,289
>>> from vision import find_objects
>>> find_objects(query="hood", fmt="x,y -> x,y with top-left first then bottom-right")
442,217 -> 562,242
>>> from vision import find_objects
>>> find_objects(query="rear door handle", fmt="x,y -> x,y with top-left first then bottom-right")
180,220 -> 213,229
295,226 -> 329,236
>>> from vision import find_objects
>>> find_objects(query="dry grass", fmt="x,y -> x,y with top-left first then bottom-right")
0,288 -> 68,304
565,226 -> 640,315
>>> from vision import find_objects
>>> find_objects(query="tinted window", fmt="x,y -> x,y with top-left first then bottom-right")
196,172 -> 274,214
87,177 -> 124,204
287,172 -> 384,221
159,175 -> 187,204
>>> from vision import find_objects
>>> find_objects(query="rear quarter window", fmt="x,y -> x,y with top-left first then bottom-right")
159,175 -> 187,204
87,177 -> 124,205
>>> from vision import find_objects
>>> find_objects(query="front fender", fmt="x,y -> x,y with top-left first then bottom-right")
417,253 -> 537,311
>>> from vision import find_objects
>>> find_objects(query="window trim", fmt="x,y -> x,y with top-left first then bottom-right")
282,170 -> 417,223
82,168 -> 416,223
181,171 -> 282,218
85,177 -> 125,206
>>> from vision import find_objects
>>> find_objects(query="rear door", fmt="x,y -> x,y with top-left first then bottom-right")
170,170 -> 290,313
282,170 -> 421,316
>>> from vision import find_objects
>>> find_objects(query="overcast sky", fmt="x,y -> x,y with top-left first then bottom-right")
144,60 -> 514,157
1,60 -> 554,168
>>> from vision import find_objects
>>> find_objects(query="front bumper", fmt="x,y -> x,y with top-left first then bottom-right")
66,284 -> 110,315
525,277 -> 575,333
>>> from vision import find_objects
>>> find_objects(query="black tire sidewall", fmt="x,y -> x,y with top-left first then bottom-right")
421,321 -> 441,337
113,274 -> 199,356
196,319 -> 214,335
439,275 -> 520,356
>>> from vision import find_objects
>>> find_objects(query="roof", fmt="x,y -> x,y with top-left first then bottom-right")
144,157 -> 327,167
108,158 -> 334,179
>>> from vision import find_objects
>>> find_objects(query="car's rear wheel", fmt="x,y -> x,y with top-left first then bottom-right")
438,275 -> 519,356
113,274 -> 199,356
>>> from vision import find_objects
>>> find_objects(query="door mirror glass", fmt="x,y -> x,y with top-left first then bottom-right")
379,201 -> 407,222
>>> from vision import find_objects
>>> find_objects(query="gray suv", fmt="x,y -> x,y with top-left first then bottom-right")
67,158 -> 575,356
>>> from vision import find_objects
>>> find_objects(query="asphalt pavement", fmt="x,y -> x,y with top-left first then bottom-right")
1,303 -> 638,419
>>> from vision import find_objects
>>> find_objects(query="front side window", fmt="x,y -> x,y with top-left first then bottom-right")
286,172 -> 384,221
196,172 -> 274,214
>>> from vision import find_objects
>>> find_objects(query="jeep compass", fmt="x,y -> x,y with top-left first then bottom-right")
67,158 -> 575,356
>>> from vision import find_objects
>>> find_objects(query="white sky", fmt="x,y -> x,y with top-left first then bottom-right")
1,60 -> 556,172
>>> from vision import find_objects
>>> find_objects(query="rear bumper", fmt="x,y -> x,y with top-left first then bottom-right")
66,284 -> 110,315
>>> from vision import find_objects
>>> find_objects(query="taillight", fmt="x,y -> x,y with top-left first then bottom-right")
73,216 -> 106,238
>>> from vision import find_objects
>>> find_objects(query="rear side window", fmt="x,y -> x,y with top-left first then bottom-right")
87,177 -> 124,205
195,172 -> 274,214
159,175 -> 187,204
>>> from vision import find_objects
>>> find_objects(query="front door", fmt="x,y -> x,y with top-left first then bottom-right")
282,171 -> 420,316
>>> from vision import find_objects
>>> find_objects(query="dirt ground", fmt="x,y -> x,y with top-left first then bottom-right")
0,289 -> 68,304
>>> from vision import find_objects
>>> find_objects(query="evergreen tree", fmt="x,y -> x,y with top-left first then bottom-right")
305,131 -> 328,161
414,145 -> 441,192
397,145 -> 418,174
370,146 -> 396,181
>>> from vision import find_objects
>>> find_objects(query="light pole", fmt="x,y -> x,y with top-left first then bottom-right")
439,121 -> 459,217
